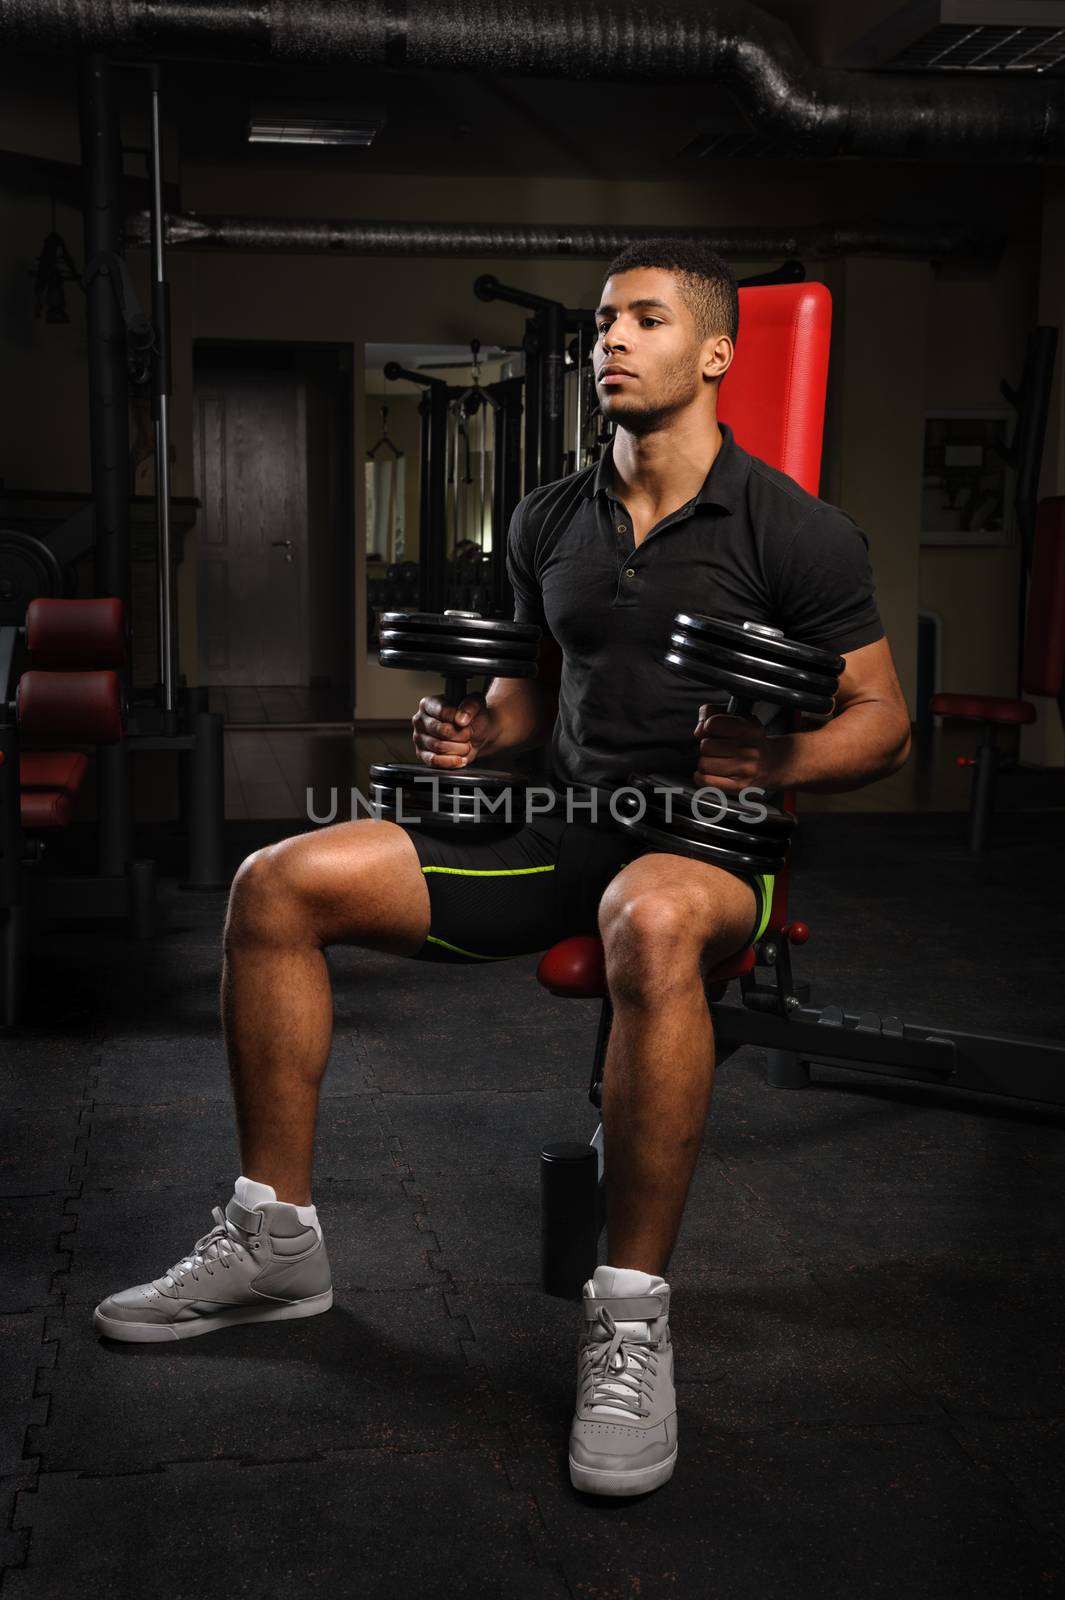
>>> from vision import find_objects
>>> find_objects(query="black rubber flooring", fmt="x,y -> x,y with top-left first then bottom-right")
2,811 -> 1063,1599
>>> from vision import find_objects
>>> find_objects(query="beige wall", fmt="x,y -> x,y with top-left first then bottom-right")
0,85 -> 1052,748
827,257 -> 929,717
919,242 -> 1037,711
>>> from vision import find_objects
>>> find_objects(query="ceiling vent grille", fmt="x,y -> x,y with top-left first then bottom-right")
837,2 -> 1065,75
895,23 -> 1065,71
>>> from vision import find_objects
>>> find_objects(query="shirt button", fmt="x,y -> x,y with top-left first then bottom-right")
625,567 -> 636,578
617,522 -> 628,534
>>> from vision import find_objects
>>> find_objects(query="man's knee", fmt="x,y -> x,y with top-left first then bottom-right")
225,840 -> 311,946
599,888 -> 694,949
599,890 -> 705,998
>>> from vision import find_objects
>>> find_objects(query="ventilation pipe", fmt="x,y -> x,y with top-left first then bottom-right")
123,214 -> 1001,265
1,0 -> 1063,162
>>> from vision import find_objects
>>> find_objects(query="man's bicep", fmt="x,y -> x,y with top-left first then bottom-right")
834,637 -> 910,722
774,507 -> 883,656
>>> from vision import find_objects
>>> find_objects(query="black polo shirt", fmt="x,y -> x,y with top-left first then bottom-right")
505,422 -> 884,802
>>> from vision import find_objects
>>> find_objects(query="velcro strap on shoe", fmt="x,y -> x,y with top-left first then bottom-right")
583,1292 -> 669,1323
225,1196 -> 265,1236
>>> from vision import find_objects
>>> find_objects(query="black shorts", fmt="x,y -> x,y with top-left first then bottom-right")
399,813 -> 775,965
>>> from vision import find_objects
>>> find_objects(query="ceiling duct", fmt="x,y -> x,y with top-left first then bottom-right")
122,212 -> 1002,265
0,0 -> 1064,162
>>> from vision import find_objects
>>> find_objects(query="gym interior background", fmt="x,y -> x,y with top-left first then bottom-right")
0,2 -> 1063,1596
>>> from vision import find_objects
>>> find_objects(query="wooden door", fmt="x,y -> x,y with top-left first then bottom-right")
194,368 -> 308,686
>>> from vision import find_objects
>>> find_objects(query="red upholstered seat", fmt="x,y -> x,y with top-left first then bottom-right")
928,692 -> 1036,726
20,788 -> 80,828
537,936 -> 755,999
535,284 -> 832,1000
18,751 -> 90,830
20,751 -> 91,791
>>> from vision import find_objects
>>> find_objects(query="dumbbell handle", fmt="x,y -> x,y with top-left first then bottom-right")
443,611 -> 478,711
444,674 -> 470,708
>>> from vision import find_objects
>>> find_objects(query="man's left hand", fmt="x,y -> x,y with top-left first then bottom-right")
693,709 -> 780,794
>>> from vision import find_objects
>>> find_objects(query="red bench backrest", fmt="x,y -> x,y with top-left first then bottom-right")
719,282 -> 834,935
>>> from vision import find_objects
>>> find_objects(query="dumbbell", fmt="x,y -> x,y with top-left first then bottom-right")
376,608 -> 542,833
613,615 -> 844,874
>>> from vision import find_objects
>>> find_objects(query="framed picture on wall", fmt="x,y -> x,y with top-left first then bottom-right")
920,410 -> 1012,547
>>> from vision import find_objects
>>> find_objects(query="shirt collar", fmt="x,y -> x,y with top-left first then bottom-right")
584,421 -> 747,514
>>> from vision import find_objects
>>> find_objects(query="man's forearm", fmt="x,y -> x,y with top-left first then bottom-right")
477,679 -> 559,762
768,703 -> 912,794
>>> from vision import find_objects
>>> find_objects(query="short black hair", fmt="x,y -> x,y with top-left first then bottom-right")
603,238 -> 739,343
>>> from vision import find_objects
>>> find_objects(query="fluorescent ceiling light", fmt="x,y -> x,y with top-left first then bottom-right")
248,109 -> 384,146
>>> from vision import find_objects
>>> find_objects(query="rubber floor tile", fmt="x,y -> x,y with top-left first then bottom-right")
707,1153 -> 1065,1264
533,1420 -> 1064,1600
8,1452 -> 569,1600
80,1095 -> 394,1192
0,1197 -> 75,1311
377,1084 -> 602,1175
0,1109 -> 84,1199
0,1314 -> 50,1475
93,1035 -> 374,1104
32,1287 -> 501,1471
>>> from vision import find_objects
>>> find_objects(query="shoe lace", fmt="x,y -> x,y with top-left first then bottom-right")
581,1307 -> 658,1420
159,1207 -> 252,1288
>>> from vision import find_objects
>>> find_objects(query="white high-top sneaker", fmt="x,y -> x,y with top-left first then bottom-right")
93,1178 -> 332,1343
569,1264 -> 677,1496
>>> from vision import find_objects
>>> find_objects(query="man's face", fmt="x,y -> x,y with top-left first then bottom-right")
593,268 -> 715,434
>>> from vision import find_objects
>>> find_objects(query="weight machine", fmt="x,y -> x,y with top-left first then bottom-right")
0,58 -> 224,1026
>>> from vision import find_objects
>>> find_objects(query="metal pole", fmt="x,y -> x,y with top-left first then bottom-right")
523,320 -> 542,493
574,325 -> 584,471
79,53 -> 133,877
478,400 -> 488,552
426,383 -> 449,612
149,67 -> 178,728
541,301 -> 565,484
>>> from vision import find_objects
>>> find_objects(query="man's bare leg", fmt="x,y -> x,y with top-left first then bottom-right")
596,856 -> 758,1277
221,820 -> 431,1204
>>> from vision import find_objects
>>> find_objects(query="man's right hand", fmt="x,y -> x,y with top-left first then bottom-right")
411,693 -> 495,768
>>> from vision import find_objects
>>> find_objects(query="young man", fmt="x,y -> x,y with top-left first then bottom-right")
94,241 -> 910,1500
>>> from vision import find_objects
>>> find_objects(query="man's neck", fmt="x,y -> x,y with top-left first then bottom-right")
609,412 -> 723,512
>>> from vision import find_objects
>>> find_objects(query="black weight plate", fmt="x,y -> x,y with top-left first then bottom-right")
369,774 -> 527,803
379,648 -> 539,679
630,789 -> 790,847
675,613 -> 844,676
379,627 -> 537,660
0,529 -> 63,623
381,611 -> 541,645
616,795 -> 789,867
630,774 -> 796,838
663,650 -> 834,716
633,774 -> 797,837
614,811 -> 785,874
370,763 -> 527,794
669,629 -> 839,699
372,801 -> 525,836
643,814 -> 788,866
371,789 -> 526,824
